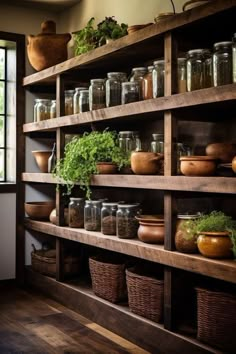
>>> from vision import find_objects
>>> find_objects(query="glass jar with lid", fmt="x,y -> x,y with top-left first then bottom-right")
175,213 -> 201,253
73,87 -> 88,114
79,89 -> 89,112
177,58 -> 187,93
142,65 -> 154,100
118,131 -> 141,157
203,49 -> 213,88
35,99 -> 51,121
84,200 -> 102,231
50,100 -> 56,119
153,60 -> 165,97
233,33 -> 236,83
101,202 -> 118,235
121,82 -> 139,104
65,90 -> 74,115
33,99 -> 41,122
69,197 -> 85,228
213,41 -> 232,86
89,79 -> 106,111
116,204 -> 139,239
129,67 -> 147,100
186,49 -> 204,91
150,133 -> 164,154
106,72 -> 127,107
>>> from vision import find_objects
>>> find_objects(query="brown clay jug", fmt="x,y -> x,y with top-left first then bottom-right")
27,20 -> 71,71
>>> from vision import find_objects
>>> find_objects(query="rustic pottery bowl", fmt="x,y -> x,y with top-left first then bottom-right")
32,150 -> 52,173
49,208 -> 69,225
206,143 -> 236,163
96,162 -> 118,174
131,151 -> 163,175
197,231 -> 233,259
25,201 -> 55,220
179,156 -> 218,176
127,23 -> 153,34
232,156 -> 236,173
136,215 -> 164,223
137,221 -> 165,244
183,0 -> 214,11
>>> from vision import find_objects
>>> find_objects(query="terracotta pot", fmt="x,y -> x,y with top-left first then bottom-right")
180,156 -> 217,176
25,201 -> 55,220
206,143 -> 236,163
49,208 -> 69,225
32,150 -> 51,173
27,20 -> 71,71
232,156 -> 236,173
197,231 -> 233,259
131,151 -> 163,175
96,162 -> 118,174
137,221 -> 165,244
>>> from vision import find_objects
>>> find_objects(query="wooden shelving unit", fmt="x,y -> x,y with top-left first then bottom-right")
20,1 -> 236,353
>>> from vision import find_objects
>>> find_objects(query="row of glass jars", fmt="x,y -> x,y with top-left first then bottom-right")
68,198 -> 140,239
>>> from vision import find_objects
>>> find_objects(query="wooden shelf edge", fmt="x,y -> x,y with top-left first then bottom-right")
25,267 -> 220,354
24,219 -> 236,284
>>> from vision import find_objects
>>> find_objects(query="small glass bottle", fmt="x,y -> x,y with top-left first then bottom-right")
84,200 -> 102,231
79,90 -> 89,112
186,49 -> 204,91
101,202 -> 118,235
150,133 -> 164,154
177,58 -> 187,93
89,79 -> 106,111
69,197 -> 85,228
35,99 -> 51,121
121,82 -> 139,104
48,142 -> 56,173
50,100 -> 56,119
233,33 -> 236,83
73,87 -> 87,114
65,90 -> 74,115
142,65 -> 154,100
106,72 -> 127,107
129,67 -> 147,100
213,41 -> 232,87
203,49 -> 213,88
153,60 -> 165,97
116,204 -> 139,239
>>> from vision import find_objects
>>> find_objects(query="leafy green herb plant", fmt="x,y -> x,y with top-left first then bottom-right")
97,17 -> 128,46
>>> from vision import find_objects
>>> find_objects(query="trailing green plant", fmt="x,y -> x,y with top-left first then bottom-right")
54,130 -> 129,199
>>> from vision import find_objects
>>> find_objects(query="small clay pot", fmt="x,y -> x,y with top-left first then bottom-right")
32,150 -> 51,173
49,208 -> 69,225
232,156 -> 236,173
137,221 -> 165,244
96,162 -> 118,174
131,151 -> 163,175
180,156 -> 217,176
197,231 -> 233,259
206,143 -> 236,163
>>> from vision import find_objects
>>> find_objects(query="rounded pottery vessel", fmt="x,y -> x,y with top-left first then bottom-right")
180,156 -> 217,176
25,201 -> 55,220
131,151 -> 163,175
183,0 -> 214,11
137,221 -> 165,244
232,156 -> 236,173
197,231 -> 233,259
96,162 -> 118,174
49,208 -> 69,225
32,150 -> 52,173
206,143 -> 236,163
27,20 -> 71,71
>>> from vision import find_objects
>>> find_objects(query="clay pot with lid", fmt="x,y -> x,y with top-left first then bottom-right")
131,151 -> 164,175
197,231 -> 233,259
27,20 -> 71,71
180,155 -> 218,176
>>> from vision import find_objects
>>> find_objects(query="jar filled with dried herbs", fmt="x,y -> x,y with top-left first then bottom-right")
116,204 -> 139,239
65,90 -> 74,115
106,72 -> 127,107
89,79 -> 106,110
84,200 -> 102,231
177,58 -> 187,93
101,202 -> 118,235
69,197 -> 85,228
142,65 -> 154,99
153,60 -> 165,97
233,33 -> 236,83
186,49 -> 204,91
213,41 -> 232,86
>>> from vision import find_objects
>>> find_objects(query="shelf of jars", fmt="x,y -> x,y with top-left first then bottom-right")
24,218 -> 236,284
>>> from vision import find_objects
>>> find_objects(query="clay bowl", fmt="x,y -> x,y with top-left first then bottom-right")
136,214 -> 164,223
180,156 -> 218,176
232,156 -> 236,173
137,221 -> 165,244
49,208 -> 69,225
127,23 -> 153,34
32,150 -> 51,173
96,162 -> 118,174
206,143 -> 236,163
25,201 -> 55,220
131,151 -> 163,175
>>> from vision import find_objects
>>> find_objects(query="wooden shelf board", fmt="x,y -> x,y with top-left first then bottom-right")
23,84 -> 236,133
25,267 -> 220,354
22,173 -> 236,194
25,219 -> 236,284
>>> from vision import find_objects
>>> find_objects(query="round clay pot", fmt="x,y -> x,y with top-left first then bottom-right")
179,156 -> 217,176
131,151 -> 163,175
232,156 -> 236,173
96,162 -> 118,174
137,221 -> 164,244
32,150 -> 51,173
206,143 -> 236,163
197,231 -> 233,259
27,20 -> 71,71
49,208 -> 69,225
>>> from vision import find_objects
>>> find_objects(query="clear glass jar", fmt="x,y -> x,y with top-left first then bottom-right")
203,49 -> 213,88
129,67 -> 147,100
33,99 -> 40,122
73,87 -> 87,114
101,202 -> 118,235
142,65 -> 154,100
233,33 -> 236,83
69,197 -> 85,228
35,99 -> 51,121
118,131 -> 141,157
106,72 -> 127,107
150,133 -> 164,154
187,49 -> 204,91
79,89 -> 89,112
177,58 -> 187,93
50,100 -> 56,119
121,82 -> 139,104
175,213 -> 201,253
84,200 -> 102,231
116,204 -> 139,239
213,41 -> 232,87
153,60 -> 165,97
65,90 -> 74,115
89,79 -> 106,111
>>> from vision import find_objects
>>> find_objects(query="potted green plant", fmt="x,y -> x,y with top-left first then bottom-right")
54,130 -> 129,198
97,17 -> 128,46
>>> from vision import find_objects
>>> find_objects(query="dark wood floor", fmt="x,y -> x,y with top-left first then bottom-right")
0,281 -> 149,354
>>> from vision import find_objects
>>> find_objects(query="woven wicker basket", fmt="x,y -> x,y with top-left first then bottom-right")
196,287 -> 236,352
89,255 -> 127,303
31,248 -> 80,277
126,267 -> 164,322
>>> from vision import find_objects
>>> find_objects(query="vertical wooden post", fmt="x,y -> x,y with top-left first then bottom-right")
56,238 -> 64,282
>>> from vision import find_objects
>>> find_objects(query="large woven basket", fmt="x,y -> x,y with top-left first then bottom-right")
89,255 -> 127,303
196,287 -> 236,352
126,267 -> 164,322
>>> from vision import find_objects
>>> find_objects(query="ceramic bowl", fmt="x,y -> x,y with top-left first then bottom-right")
25,201 -> 55,220
131,151 -> 163,175
96,162 -> 118,174
180,156 -> 218,176
137,221 -> 165,244
32,150 -> 52,173
136,214 -> 164,223
232,156 -> 236,173
206,143 -> 236,163
197,231 -> 233,259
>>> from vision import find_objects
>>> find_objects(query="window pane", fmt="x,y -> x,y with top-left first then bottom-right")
0,48 -> 5,80
0,81 -> 5,114
0,116 -> 4,147
0,149 -> 4,181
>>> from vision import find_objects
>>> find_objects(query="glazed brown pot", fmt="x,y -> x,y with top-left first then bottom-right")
131,151 -> 163,175
232,156 -> 236,173
137,221 -> 165,244
27,20 -> 71,71
32,150 -> 51,173
180,156 -> 217,176
206,143 -> 236,163
96,162 -> 118,174
197,231 -> 233,259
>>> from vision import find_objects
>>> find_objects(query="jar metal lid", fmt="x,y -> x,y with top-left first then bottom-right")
107,72 -> 126,76
132,67 -> 147,71
118,204 -> 139,208
65,90 -> 75,94
70,197 -> 84,201
102,202 -> 118,207
187,49 -> 204,56
85,200 -> 102,205
80,90 -> 89,94
153,59 -> 165,65
177,213 -> 201,219
37,99 -> 52,102
213,41 -> 232,50
90,79 -> 105,83
177,57 -> 186,62
75,87 -> 87,91
147,65 -> 154,71
152,133 -> 164,140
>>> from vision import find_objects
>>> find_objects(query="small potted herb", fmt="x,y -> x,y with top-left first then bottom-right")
97,17 -> 128,46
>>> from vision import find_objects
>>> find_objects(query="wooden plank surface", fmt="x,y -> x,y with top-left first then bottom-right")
25,219 -> 236,284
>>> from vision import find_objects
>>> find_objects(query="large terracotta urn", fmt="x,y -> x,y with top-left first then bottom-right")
27,20 -> 71,71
